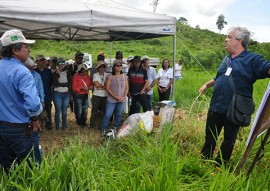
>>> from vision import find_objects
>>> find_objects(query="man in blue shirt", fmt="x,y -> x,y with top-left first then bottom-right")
0,29 -> 42,173
25,57 -> 45,105
142,55 -> 157,110
25,57 -> 44,164
199,27 -> 270,166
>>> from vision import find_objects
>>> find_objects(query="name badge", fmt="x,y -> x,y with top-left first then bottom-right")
225,67 -> 232,76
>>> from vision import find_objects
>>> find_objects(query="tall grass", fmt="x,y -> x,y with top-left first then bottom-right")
1,125 -> 269,190
1,70 -> 270,190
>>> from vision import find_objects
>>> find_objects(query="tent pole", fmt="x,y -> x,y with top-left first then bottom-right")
110,41 -> 113,64
172,34 -> 176,100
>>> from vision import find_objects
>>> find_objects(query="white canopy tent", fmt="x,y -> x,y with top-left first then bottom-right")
0,0 -> 177,99
0,0 -> 176,41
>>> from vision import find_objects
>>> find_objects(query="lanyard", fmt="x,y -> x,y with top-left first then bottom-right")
229,56 -> 238,67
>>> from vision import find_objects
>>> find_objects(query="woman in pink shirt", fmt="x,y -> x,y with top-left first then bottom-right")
101,60 -> 129,133
72,64 -> 93,126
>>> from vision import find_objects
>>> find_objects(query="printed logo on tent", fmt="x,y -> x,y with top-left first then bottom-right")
163,25 -> 171,32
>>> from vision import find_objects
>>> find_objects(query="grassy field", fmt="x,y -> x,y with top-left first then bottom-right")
1,69 -> 270,190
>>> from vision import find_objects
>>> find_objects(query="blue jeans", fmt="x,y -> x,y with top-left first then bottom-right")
146,94 -> 153,110
53,92 -> 70,129
74,94 -> 88,125
101,100 -> 124,130
0,124 -> 35,173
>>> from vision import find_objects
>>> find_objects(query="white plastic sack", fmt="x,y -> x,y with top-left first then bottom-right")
138,111 -> 154,133
158,106 -> 175,132
117,111 -> 154,138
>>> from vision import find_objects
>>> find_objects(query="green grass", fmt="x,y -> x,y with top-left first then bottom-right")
1,125 -> 269,190
1,69 -> 270,190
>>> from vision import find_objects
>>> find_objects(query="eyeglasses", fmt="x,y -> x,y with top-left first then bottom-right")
115,64 -> 122,67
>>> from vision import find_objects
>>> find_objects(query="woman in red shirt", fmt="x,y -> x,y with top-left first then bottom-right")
72,64 -> 93,126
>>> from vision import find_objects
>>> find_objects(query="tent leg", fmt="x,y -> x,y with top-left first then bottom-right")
109,42 -> 113,64
172,34 -> 176,101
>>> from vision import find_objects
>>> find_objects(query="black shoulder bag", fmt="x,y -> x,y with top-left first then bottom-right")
226,58 -> 255,127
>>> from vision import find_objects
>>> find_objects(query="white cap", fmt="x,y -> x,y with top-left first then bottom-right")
127,55 -> 134,61
76,63 -> 88,72
65,59 -> 75,65
141,55 -> 149,60
0,29 -> 35,46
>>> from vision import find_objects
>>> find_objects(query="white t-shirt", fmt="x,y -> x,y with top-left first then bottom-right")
156,68 -> 173,87
122,63 -> 129,74
174,63 -> 182,77
93,72 -> 108,97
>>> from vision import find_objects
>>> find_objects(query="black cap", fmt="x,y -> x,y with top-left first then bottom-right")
115,51 -> 123,58
75,51 -> 84,58
57,58 -> 66,65
132,55 -> 141,62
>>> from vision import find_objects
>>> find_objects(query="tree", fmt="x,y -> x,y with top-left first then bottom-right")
151,0 -> 160,13
216,14 -> 228,33
178,17 -> 188,25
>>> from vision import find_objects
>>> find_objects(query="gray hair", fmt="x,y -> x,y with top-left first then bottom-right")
228,27 -> 251,49
24,57 -> 35,66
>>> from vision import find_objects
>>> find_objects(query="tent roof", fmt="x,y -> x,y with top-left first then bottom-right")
0,0 -> 176,41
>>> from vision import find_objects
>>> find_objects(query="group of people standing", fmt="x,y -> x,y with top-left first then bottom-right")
2,26 -> 270,174
26,51 -> 176,138
90,53 -> 175,134
25,52 -> 96,132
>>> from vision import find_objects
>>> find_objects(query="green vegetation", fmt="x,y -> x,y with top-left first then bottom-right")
30,22 -> 270,70
1,22 -> 270,190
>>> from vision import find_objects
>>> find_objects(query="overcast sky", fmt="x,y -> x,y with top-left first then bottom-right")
100,0 -> 270,43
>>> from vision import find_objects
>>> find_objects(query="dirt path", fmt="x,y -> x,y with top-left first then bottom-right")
39,108 -> 103,154
39,107 -> 183,154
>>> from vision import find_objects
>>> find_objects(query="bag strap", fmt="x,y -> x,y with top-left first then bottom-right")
226,57 -> 236,94
80,78 -> 89,93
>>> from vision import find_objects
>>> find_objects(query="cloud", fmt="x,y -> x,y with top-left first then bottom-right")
157,0 -> 236,17
101,0 -> 270,42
